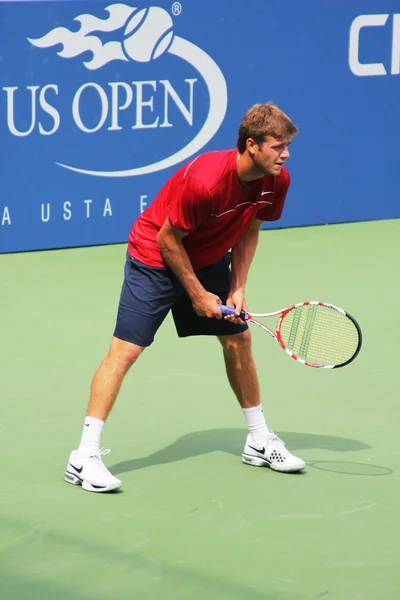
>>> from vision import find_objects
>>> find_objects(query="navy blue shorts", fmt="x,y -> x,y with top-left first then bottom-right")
113,252 -> 248,347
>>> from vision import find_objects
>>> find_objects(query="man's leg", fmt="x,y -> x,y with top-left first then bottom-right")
77,336 -> 145,456
65,337 -> 144,493
65,255 -> 181,493
218,330 -> 305,473
218,329 -> 261,409
86,336 -> 144,423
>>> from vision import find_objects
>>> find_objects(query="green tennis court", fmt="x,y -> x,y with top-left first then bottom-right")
1,219 -> 399,599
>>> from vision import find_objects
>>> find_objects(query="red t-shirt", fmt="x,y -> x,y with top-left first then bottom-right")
128,149 -> 290,270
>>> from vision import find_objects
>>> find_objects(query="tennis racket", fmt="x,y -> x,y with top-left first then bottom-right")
220,301 -> 362,368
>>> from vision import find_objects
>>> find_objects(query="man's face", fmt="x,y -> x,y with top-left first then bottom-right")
249,135 -> 292,176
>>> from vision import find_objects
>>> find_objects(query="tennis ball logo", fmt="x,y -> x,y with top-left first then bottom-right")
123,7 -> 174,63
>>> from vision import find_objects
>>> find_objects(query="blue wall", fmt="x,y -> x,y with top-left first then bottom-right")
1,0 -> 399,253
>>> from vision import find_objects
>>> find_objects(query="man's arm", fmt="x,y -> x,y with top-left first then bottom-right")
228,218 -> 263,316
156,218 -> 222,319
231,218 -> 263,291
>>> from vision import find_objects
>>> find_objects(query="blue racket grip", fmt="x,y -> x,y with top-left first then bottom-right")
219,305 -> 248,321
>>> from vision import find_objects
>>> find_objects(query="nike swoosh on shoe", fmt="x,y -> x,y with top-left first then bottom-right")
69,463 -> 83,473
248,445 -> 266,455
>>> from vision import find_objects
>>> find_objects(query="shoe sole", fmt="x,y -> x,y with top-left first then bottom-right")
242,453 -> 305,473
64,471 -> 122,493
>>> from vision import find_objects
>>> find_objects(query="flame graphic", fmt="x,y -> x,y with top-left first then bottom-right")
28,3 -> 136,70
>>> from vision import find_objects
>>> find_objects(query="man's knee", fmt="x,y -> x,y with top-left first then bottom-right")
218,329 -> 252,355
109,336 -> 145,368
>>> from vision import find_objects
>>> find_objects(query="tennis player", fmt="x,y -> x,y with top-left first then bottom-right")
65,102 -> 306,492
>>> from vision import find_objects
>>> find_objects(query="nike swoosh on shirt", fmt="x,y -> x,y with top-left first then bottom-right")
261,191 -> 274,195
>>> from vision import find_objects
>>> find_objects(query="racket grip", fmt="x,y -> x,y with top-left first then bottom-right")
219,305 -> 248,320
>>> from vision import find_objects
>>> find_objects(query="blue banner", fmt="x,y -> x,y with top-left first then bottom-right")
1,0 -> 399,252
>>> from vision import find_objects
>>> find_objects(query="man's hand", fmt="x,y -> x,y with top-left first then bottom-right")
224,289 -> 248,323
192,292 -> 223,319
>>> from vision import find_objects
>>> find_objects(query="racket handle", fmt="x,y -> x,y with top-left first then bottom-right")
219,305 -> 248,320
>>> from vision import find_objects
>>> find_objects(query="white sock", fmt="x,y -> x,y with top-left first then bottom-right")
243,404 -> 269,442
77,416 -> 104,457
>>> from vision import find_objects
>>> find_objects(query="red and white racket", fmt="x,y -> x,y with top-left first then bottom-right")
220,301 -> 362,368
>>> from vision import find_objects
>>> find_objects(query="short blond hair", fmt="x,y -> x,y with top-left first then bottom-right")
237,102 -> 298,153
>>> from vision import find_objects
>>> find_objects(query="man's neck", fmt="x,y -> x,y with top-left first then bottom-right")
236,151 -> 264,184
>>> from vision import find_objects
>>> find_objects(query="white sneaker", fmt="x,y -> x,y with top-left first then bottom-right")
242,432 -> 305,473
64,448 -> 122,492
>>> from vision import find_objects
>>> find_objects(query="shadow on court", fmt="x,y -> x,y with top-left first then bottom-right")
0,572 -> 307,600
0,517 -> 308,600
111,429 -> 370,475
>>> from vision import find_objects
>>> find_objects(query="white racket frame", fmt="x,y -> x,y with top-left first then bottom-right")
243,301 -> 361,369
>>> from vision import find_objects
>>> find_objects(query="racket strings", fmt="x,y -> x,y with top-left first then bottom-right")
279,305 -> 359,366
287,305 -> 302,350
298,303 -> 317,358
